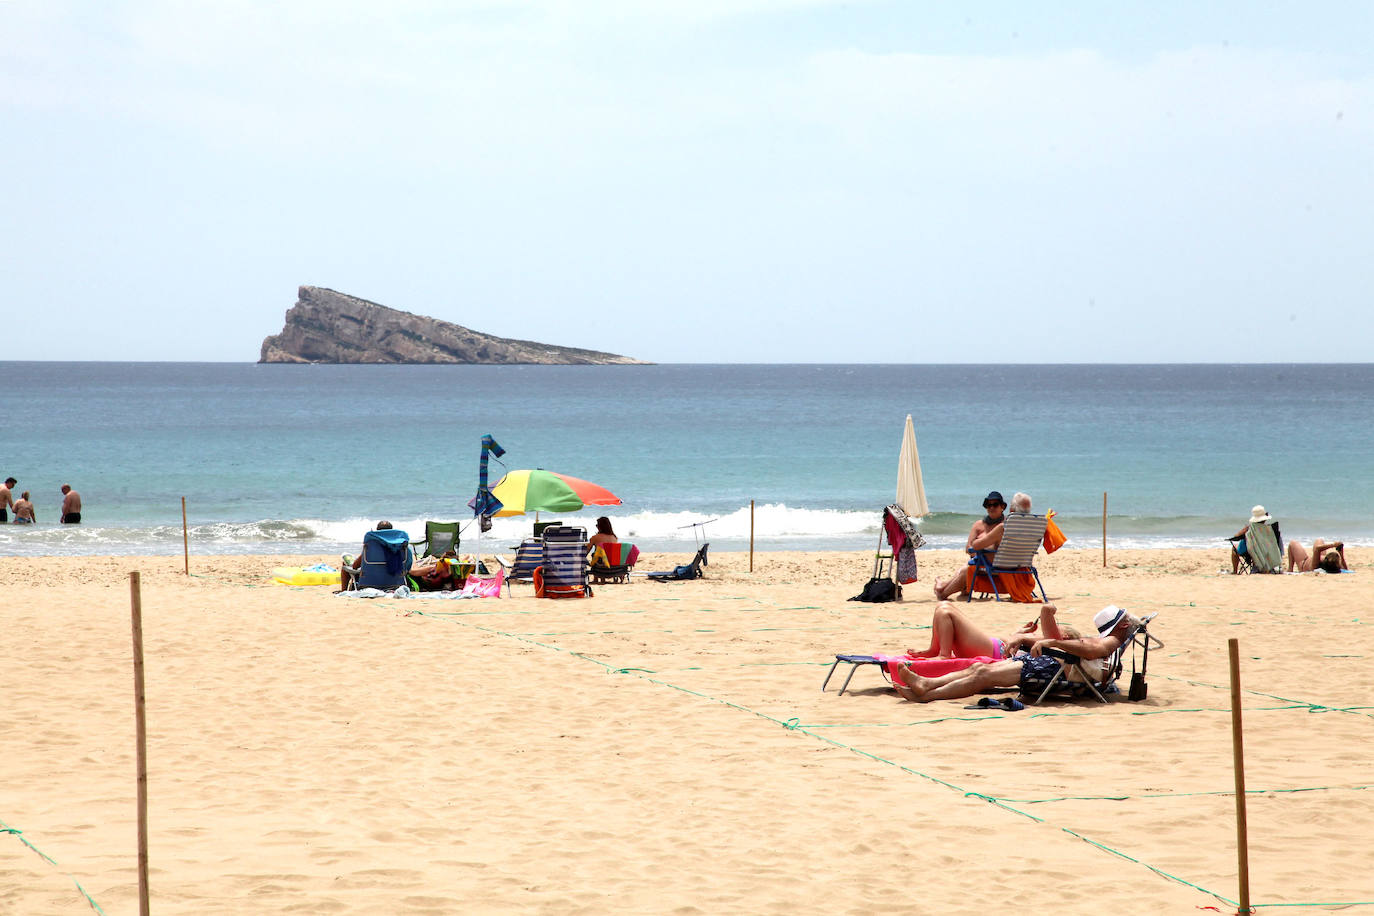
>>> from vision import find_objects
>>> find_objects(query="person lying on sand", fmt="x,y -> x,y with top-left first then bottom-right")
905,601 -> 1041,661
1286,539 -> 1348,574
892,604 -> 1140,703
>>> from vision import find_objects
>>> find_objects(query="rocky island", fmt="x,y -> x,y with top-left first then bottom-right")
259,286 -> 647,365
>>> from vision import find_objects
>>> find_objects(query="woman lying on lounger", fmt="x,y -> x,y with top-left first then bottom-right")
892,604 -> 1140,703
906,601 -> 1044,661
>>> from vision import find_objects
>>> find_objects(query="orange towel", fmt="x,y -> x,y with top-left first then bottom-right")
965,566 -> 1039,603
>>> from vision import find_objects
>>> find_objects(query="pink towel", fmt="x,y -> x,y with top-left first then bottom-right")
880,654 -> 991,683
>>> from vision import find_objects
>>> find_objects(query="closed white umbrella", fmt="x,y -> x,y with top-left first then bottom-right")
896,414 -> 929,518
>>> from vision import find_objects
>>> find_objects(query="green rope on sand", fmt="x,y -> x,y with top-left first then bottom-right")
1,821 -> 106,914
997,783 -> 1374,804
415,610 -> 1369,911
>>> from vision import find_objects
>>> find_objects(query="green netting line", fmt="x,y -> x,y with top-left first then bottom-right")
1154,674 -> 1374,719
0,822 -> 106,915
794,699 -> 1363,731
994,783 -> 1374,804
413,606 -> 1372,911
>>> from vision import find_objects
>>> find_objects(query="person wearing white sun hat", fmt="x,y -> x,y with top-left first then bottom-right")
892,603 -> 1142,703
1228,505 -> 1284,574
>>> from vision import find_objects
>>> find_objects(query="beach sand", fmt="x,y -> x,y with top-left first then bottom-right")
2,546 -> 1370,914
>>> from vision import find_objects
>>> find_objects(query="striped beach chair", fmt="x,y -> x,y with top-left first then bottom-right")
589,542 -> 639,585
536,526 -> 591,598
966,513 -> 1049,603
502,537 -> 544,593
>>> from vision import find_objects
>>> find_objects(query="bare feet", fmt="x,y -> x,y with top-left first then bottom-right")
932,577 -> 947,599
897,663 -> 932,699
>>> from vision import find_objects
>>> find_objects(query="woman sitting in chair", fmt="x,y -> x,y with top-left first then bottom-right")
892,604 -> 1137,703
587,516 -> 618,552
1229,505 -> 1283,574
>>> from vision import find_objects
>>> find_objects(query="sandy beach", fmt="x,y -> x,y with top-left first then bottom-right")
2,546 -> 1371,915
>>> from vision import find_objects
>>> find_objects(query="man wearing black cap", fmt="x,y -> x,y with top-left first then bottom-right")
932,491 -> 1006,600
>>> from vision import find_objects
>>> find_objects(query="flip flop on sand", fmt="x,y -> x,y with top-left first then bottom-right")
964,696 -> 1024,711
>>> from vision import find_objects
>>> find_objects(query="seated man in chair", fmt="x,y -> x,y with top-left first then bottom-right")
340,520 -> 413,590
892,603 -> 1139,703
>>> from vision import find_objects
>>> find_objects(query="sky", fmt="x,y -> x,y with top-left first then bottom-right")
3,1 -> 1371,363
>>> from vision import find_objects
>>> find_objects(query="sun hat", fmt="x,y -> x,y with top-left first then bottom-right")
1249,505 -> 1272,524
1094,605 -> 1128,634
983,491 -> 1005,508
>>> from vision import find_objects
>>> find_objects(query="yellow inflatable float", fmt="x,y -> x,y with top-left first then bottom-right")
272,564 -> 339,587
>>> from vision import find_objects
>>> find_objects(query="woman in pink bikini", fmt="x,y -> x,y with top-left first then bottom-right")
906,601 -> 1044,661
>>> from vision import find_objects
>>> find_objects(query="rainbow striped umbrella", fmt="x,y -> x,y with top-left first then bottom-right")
487,469 -> 621,517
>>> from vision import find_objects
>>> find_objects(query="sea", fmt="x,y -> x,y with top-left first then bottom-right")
1,362 -> 1371,558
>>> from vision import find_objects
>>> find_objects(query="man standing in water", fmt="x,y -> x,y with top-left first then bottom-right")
60,484 -> 82,524
0,477 -> 16,523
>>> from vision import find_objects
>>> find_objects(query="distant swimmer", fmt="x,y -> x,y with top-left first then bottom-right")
60,484 -> 82,524
13,491 -> 36,524
0,477 -> 15,523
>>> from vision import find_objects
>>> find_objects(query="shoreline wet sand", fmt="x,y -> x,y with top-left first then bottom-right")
2,547 -> 1369,914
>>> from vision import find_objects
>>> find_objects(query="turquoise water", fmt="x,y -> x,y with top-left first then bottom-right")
1,362 -> 1371,556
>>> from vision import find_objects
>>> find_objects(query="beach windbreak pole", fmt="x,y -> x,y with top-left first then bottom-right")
129,572 -> 150,916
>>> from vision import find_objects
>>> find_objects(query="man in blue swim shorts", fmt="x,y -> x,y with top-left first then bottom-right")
0,477 -> 15,523
893,604 -> 1141,703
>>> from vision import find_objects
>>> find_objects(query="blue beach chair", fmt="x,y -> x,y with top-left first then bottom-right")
344,528 -> 414,591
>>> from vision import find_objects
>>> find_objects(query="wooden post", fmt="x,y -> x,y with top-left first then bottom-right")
181,496 -> 189,575
1228,638 -> 1252,915
1102,492 -> 1107,567
130,572 -> 150,916
749,500 -> 755,573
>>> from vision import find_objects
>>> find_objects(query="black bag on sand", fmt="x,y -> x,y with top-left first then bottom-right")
850,577 -> 900,603
1128,672 -> 1148,701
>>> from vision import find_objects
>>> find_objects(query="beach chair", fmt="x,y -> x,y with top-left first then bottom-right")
343,528 -> 414,591
533,520 -> 563,538
822,656 -> 890,695
1028,612 -> 1162,705
647,543 -> 709,582
411,521 -> 460,559
536,525 -> 590,598
823,654 -> 987,696
870,504 -> 925,586
589,542 -> 639,585
966,513 -> 1048,603
504,537 -> 544,592
1229,521 -> 1283,574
